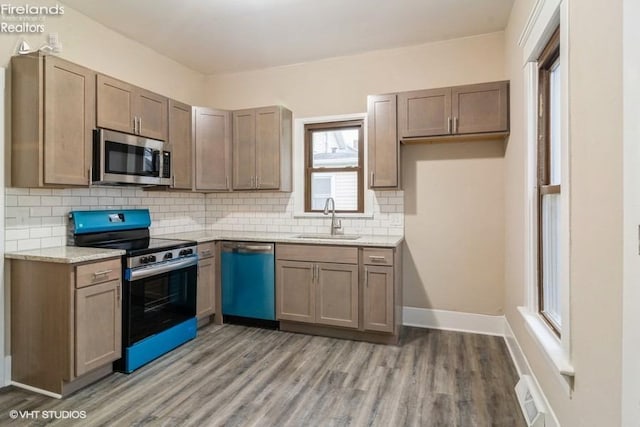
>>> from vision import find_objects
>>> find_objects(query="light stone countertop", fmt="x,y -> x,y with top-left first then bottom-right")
3,231 -> 403,264
158,230 -> 404,248
4,246 -> 126,264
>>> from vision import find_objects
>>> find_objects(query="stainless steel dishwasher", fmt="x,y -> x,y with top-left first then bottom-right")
221,241 -> 275,321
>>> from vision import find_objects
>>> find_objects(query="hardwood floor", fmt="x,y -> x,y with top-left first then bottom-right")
0,325 -> 525,426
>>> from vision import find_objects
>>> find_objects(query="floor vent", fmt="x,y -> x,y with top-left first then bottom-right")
515,375 -> 546,427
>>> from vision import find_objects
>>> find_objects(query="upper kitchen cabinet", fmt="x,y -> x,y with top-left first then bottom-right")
11,53 -> 95,187
367,94 -> 400,189
97,74 -> 168,141
397,80 -> 509,142
168,100 -> 193,189
452,81 -> 509,135
232,106 -> 292,191
194,107 -> 232,191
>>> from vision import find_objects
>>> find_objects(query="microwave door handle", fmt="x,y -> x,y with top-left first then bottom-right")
153,150 -> 160,176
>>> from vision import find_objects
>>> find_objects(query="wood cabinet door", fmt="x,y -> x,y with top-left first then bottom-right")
316,263 -> 359,329
255,106 -> 280,190
97,74 -> 136,134
168,100 -> 192,189
452,81 -> 509,134
75,280 -> 121,377
197,257 -> 215,319
194,107 -> 231,190
276,260 -> 315,323
136,88 -> 168,140
367,94 -> 398,189
44,56 -> 95,186
398,88 -> 451,138
363,266 -> 394,333
232,109 -> 256,190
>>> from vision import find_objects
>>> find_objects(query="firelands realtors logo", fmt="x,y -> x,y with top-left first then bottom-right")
0,3 -> 64,33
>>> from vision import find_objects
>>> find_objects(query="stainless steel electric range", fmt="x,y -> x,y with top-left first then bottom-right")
69,209 -> 198,373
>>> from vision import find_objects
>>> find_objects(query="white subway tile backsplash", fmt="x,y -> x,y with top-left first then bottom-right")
5,187 -> 206,250
18,196 -> 41,206
5,186 -> 403,250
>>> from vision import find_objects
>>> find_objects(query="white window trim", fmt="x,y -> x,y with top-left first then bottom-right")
519,0 -> 574,393
293,113 -> 374,219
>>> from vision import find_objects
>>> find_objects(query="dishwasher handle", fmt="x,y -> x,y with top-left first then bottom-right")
221,242 -> 274,254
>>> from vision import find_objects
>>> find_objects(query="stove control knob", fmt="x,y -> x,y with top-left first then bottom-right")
148,255 -> 156,263
164,252 -> 173,260
139,256 -> 149,264
186,249 -> 193,255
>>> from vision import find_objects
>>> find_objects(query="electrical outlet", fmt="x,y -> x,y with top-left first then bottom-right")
47,33 -> 62,53
389,214 -> 402,227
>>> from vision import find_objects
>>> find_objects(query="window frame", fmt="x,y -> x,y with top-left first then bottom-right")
303,119 -> 364,213
537,27 -> 561,336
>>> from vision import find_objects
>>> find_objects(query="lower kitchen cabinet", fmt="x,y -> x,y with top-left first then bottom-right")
363,266 -> 394,333
75,280 -> 122,376
316,263 -> 359,328
277,260 -> 315,323
276,244 -> 401,343
197,242 -> 216,320
11,257 -> 122,396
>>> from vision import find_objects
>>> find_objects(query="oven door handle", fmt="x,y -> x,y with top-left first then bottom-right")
127,256 -> 198,281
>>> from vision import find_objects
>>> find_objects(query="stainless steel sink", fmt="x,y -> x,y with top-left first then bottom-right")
294,234 -> 361,240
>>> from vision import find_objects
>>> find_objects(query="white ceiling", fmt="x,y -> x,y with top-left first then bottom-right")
61,0 -> 514,75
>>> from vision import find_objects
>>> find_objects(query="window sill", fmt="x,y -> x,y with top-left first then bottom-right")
518,306 -> 575,377
293,212 -> 374,219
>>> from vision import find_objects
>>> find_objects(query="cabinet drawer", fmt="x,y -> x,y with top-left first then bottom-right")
198,242 -> 215,259
362,248 -> 394,266
276,244 -> 357,264
76,258 -> 121,288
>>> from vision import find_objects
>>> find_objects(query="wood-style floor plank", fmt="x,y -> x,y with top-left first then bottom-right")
0,325 -> 525,426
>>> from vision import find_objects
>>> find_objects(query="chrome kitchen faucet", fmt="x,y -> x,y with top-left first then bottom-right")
323,197 -> 342,236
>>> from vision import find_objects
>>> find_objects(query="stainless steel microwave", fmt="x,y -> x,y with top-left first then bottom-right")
92,129 -> 171,186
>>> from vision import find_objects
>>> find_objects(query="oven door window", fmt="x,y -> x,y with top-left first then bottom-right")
128,265 -> 197,345
105,141 -> 159,177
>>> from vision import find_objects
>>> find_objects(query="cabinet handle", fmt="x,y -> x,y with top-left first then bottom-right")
139,117 -> 142,134
93,269 -> 113,279
133,117 -> 137,134
201,249 -> 212,257
315,265 -> 319,283
172,176 -> 176,188
453,117 -> 458,134
370,172 -> 375,186
365,267 -> 369,288
116,285 -> 121,307
87,168 -> 92,186
225,176 -> 229,189
447,117 -> 452,133
368,255 -> 386,263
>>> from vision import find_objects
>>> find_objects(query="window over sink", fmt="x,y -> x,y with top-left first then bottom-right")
304,120 -> 364,213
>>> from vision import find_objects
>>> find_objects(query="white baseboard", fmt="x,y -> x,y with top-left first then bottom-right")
402,306 -> 506,336
3,356 -> 10,387
503,318 -> 531,377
